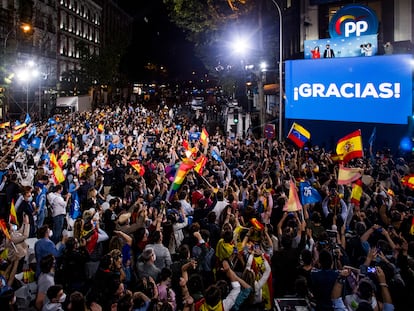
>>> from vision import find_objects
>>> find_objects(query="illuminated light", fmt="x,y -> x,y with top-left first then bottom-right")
400,137 -> 412,152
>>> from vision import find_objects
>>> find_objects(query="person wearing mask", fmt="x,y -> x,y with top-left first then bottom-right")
42,285 -> 66,311
34,225 -> 66,278
17,188 -> 37,238
47,185 -> 71,244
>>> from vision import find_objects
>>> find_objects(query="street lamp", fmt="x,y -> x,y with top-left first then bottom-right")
3,23 -> 32,49
270,0 -> 283,141
16,60 -> 39,114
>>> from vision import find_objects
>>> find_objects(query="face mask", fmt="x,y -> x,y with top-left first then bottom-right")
49,230 -> 53,238
27,197 -> 33,202
11,224 -> 18,231
59,293 -> 66,303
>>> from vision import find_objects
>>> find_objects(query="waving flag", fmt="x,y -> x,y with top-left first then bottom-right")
10,199 -> 18,225
410,216 -> 414,236
69,185 -> 81,220
0,219 -> 11,240
129,160 -> 145,176
24,113 -> 31,125
108,142 -> 125,151
369,127 -> 376,147
211,149 -> 223,162
20,138 -> 29,150
299,181 -> 322,205
168,158 -> 196,201
401,174 -> 414,190
28,125 -> 36,139
48,117 -> 56,125
67,135 -> 74,151
97,122 -> 104,133
350,179 -> 363,206
30,136 -> 41,149
0,121 -> 10,129
287,123 -> 310,148
189,132 -> 200,141
336,130 -> 363,163
50,153 -> 65,184
48,127 -> 57,137
194,154 -> 207,175
12,128 -> 25,142
199,128 -> 209,147
283,180 -> 302,212
337,165 -> 363,185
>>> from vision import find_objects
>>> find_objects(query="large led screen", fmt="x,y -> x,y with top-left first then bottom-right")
285,55 -> 412,124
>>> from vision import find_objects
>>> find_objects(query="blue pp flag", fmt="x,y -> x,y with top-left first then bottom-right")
108,142 -> 125,151
69,187 -> 81,220
24,113 -> 31,125
211,150 -> 223,162
0,170 -> 6,182
48,127 -> 57,137
28,126 -> 36,139
20,138 -> 28,150
189,132 -> 201,141
299,181 -> 322,205
30,137 -> 41,149
52,134 -> 62,144
14,120 -> 21,127
48,118 -> 56,125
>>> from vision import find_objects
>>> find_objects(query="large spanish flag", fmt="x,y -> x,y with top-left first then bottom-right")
167,158 -> 195,201
336,130 -> 363,163
12,128 -> 26,142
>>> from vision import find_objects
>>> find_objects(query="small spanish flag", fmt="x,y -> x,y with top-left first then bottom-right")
10,199 -> 18,225
199,128 -> 209,147
250,218 -> 265,231
194,154 -> 207,175
0,219 -> 11,240
410,216 -> 414,236
0,121 -> 10,129
98,122 -> 104,133
129,160 -> 145,176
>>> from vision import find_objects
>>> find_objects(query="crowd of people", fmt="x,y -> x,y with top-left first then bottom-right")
0,102 -> 413,311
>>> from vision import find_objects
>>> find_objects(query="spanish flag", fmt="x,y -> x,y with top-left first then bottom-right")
9,199 -> 18,225
50,153 -> 65,184
199,128 -> 209,147
283,180 -> 302,212
401,174 -> 414,190
194,154 -> 207,175
97,122 -> 104,133
67,135 -> 74,151
410,216 -> 414,235
129,160 -> 145,176
0,219 -> 11,240
12,128 -> 26,142
250,218 -> 265,231
0,121 -> 10,129
350,179 -> 363,206
337,165 -> 363,185
336,130 -> 363,163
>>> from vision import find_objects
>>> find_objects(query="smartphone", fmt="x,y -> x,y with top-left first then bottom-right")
367,266 -> 376,273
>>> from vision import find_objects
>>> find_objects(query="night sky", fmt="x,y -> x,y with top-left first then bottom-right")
118,0 -> 206,82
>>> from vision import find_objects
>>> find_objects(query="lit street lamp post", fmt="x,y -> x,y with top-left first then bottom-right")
270,0 -> 283,142
16,61 -> 39,114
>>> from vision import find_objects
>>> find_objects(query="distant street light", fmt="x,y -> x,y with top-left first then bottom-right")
270,0 -> 283,141
16,61 -> 39,113
3,23 -> 32,49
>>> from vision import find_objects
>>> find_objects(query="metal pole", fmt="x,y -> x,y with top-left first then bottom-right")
271,0 -> 283,141
26,82 -> 29,114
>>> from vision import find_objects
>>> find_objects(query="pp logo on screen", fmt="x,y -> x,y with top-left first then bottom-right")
329,4 -> 378,38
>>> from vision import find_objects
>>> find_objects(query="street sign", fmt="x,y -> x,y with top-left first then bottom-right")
264,124 -> 275,139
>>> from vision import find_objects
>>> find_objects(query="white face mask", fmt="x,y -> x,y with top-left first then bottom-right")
48,230 -> 53,238
59,293 -> 66,303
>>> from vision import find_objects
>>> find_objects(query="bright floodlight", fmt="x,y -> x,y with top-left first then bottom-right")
231,37 -> 249,56
260,61 -> 267,71
16,69 -> 29,82
27,60 -> 35,67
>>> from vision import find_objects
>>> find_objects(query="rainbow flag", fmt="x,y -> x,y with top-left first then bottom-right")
50,153 -> 65,184
194,154 -> 207,175
287,122 -> 310,148
336,130 -> 363,163
199,128 -> 209,147
283,180 -> 302,212
10,199 -> 18,225
167,158 -> 195,201
129,160 -> 145,176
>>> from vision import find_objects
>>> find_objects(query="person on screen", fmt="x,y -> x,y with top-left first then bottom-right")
323,44 -> 335,58
311,46 -> 321,59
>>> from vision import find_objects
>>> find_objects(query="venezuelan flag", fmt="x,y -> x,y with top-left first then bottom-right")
167,158 -> 195,201
336,130 -> 363,164
287,123 -> 310,148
